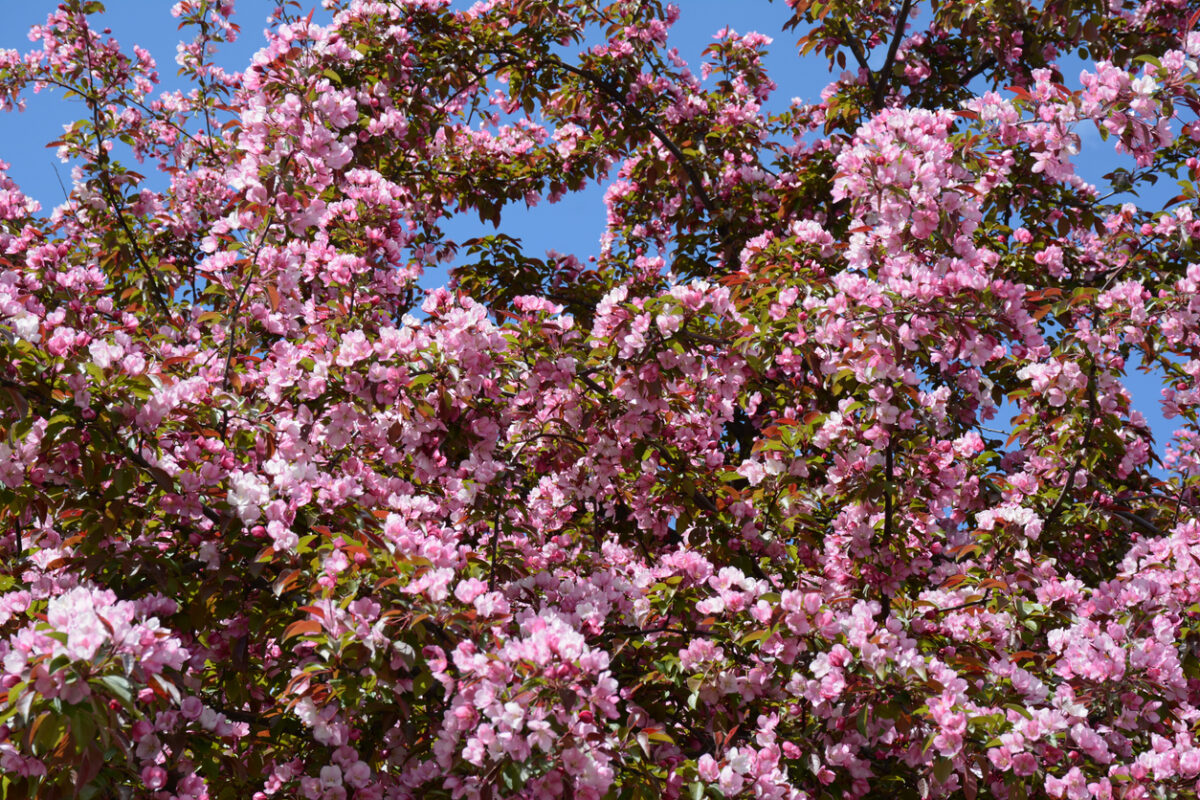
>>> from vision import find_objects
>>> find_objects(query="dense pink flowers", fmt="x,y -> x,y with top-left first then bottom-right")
0,0 -> 1199,797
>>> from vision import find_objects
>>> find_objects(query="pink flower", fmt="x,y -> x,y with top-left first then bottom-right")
141,766 -> 169,790
344,760 -> 371,789
319,765 -> 342,789
45,587 -> 111,662
454,578 -> 487,604
737,460 -> 766,485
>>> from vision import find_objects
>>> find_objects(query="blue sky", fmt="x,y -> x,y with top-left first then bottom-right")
0,1 -> 1182,469
0,1 -> 817,255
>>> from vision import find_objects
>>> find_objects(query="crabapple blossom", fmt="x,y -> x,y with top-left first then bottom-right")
1,0 -> 1200,797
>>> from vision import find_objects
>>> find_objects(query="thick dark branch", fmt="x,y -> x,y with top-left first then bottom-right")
550,60 -> 717,217
836,22 -> 877,98
872,0 -> 914,110
1109,508 -> 1166,538
679,328 -> 730,347
1174,469 -> 1191,529
577,372 -> 608,396
959,56 -> 997,90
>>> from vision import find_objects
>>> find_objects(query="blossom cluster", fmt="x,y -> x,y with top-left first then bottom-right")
0,0 -> 1199,798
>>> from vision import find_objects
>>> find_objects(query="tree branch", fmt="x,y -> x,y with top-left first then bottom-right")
872,0 -> 914,110
836,21 -> 877,98
933,589 -> 993,615
488,509 -> 502,591
879,438 -> 894,620
1108,507 -> 1166,538
1044,357 -> 1100,530
79,19 -> 170,316
548,59 -> 717,217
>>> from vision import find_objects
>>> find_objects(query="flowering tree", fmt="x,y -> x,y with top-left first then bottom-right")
2,0 -> 1200,797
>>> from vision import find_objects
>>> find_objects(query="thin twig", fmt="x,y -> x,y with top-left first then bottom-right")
488,510 -> 501,591
594,625 -> 720,643
879,439 -> 894,620
933,589 -> 993,615
1044,356 -> 1100,530
79,19 -> 170,316
884,441 -> 894,543
1174,468 -> 1190,530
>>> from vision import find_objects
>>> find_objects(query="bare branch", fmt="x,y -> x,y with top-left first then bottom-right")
79,20 -> 170,316
872,0 -> 914,110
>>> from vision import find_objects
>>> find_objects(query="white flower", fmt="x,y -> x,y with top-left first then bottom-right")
319,765 -> 342,788
227,470 -> 269,524
1130,75 -> 1158,96
499,701 -> 525,731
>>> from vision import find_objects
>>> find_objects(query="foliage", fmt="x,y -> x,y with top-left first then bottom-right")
1,0 -> 1200,798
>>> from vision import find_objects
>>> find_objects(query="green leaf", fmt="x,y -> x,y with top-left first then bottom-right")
32,711 -> 64,755
739,628 -> 770,646
1004,703 -> 1033,719
96,674 -> 133,706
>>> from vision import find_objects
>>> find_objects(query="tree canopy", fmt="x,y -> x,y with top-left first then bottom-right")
1,0 -> 1200,798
